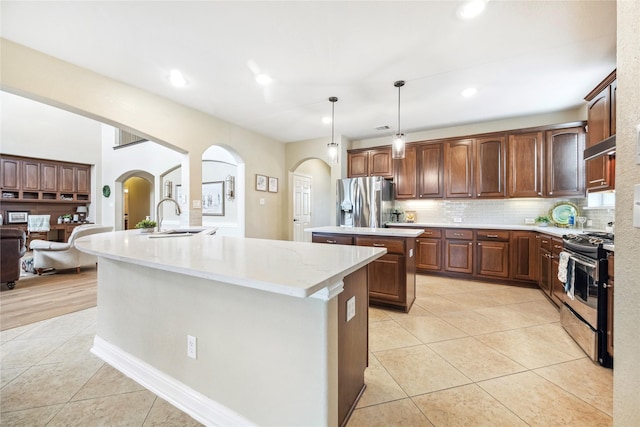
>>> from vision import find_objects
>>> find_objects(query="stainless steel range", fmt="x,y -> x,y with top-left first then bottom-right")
561,232 -> 613,368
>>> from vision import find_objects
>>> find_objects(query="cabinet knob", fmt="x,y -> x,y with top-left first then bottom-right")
549,192 -> 553,195
487,234 -> 498,238
477,193 -> 481,196
468,242 -> 473,246
538,192 -> 542,196
602,182 -> 607,186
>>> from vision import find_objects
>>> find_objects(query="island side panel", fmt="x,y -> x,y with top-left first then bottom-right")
94,258 -> 338,426
338,266 -> 368,426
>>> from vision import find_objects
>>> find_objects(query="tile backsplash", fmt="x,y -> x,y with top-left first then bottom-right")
394,198 -> 615,231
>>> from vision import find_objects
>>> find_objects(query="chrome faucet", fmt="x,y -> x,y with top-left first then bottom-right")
156,197 -> 182,232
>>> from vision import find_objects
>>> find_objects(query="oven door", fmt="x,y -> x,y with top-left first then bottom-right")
564,251 -> 599,329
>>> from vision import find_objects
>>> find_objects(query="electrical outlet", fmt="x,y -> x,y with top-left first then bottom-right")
260,198 -> 265,205
524,218 -> 535,225
346,296 -> 356,322
187,335 -> 197,359
453,217 -> 463,223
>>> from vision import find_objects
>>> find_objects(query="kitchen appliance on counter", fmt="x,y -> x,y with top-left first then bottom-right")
337,176 -> 393,228
561,232 -> 614,368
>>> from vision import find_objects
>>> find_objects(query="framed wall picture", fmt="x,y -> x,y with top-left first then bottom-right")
7,211 -> 29,224
202,181 -> 225,216
256,174 -> 268,192
268,177 -> 279,193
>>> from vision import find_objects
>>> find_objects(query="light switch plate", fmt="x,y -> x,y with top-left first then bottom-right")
634,184 -> 640,228
192,200 -> 201,209
259,198 -> 265,205
346,296 -> 356,322
636,124 -> 640,165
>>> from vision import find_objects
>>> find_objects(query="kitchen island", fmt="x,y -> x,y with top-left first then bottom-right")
75,230 -> 386,427
307,226 -> 423,312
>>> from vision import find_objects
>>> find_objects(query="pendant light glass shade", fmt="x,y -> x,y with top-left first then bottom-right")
327,97 -> 339,165
392,80 -> 406,159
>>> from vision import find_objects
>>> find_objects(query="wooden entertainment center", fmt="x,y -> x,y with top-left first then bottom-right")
0,154 -> 92,245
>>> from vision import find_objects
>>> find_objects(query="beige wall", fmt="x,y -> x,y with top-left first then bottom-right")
0,39 -> 285,240
614,1 -> 640,424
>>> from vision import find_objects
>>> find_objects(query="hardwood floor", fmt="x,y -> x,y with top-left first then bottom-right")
0,267 -> 97,331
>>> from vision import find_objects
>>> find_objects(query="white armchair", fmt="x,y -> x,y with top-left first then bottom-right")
30,224 -> 113,274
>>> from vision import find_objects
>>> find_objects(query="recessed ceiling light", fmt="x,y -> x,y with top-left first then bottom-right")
458,0 -> 487,19
255,73 -> 272,85
169,69 -> 187,87
461,87 -> 478,98
322,116 -> 332,124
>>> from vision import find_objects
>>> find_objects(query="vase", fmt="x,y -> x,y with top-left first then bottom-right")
139,228 -> 155,234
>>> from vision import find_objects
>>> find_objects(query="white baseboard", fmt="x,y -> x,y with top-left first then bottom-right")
91,336 -> 255,427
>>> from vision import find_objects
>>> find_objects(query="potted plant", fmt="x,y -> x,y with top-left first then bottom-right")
535,215 -> 551,227
62,214 -> 72,223
135,218 -> 157,233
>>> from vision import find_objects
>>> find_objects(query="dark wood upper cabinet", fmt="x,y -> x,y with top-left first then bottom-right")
507,131 -> 544,198
417,143 -> 444,198
545,126 -> 585,197
444,139 -> 474,198
475,135 -> 506,198
76,165 -> 91,194
0,157 -> 20,190
22,160 -> 40,191
40,162 -> 58,192
59,164 -> 76,193
393,145 -> 417,199
347,148 -> 393,178
585,70 -> 616,192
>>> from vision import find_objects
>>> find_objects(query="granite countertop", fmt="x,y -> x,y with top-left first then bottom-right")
75,230 -> 386,298
305,226 -> 424,238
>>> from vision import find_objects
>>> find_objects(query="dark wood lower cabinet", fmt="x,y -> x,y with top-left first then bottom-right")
444,239 -> 474,273
312,232 -> 416,312
476,240 -> 509,278
510,231 -> 538,281
607,253 -> 614,358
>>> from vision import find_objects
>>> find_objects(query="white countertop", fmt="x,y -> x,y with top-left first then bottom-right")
75,230 -> 386,298
306,226 -> 424,237
384,222 -> 594,238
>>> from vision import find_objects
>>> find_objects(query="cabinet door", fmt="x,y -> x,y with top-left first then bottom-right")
22,160 -> 40,191
394,145 -> 417,199
369,148 -> 393,178
607,254 -> 614,357
545,127 -> 585,197
586,86 -> 610,148
76,165 -> 91,193
444,239 -> 473,273
538,249 -> 551,295
1,158 -> 20,190
586,156 -> 614,191
40,162 -> 58,192
445,139 -> 474,198
507,132 -> 543,197
610,80 -> 616,136
417,143 -> 444,198
347,152 -> 369,178
416,238 -> 442,271
59,164 -> 76,192
476,241 -> 509,278
475,136 -> 506,198
368,254 -> 405,304
510,231 -> 538,281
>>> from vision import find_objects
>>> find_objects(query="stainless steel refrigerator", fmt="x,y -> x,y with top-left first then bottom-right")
336,176 -> 394,228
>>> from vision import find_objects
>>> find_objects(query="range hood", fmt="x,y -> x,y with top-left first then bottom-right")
584,135 -> 616,161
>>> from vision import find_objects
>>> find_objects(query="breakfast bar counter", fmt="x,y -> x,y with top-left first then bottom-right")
76,230 -> 386,426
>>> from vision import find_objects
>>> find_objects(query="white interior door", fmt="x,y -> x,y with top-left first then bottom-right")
293,174 -> 312,242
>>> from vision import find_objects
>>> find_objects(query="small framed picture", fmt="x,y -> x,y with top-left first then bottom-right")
256,174 -> 268,192
7,211 -> 29,224
268,177 -> 278,193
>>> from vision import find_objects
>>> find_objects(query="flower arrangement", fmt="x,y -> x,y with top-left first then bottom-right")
135,219 -> 157,230
535,215 -> 551,226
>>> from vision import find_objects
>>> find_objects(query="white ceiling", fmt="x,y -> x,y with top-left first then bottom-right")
1,1 -> 617,143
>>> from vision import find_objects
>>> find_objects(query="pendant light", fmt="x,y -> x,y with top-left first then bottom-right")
392,80 -> 406,159
327,96 -> 339,165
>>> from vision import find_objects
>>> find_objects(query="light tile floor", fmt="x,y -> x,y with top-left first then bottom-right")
0,275 -> 612,426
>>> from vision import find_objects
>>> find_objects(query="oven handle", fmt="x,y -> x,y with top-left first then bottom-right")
567,253 -> 598,269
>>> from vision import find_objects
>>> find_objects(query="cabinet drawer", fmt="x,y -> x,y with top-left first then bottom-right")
312,233 -> 353,245
355,236 -> 405,255
445,229 -> 473,240
551,238 -> 564,255
538,234 -> 552,251
476,230 -> 510,241
420,228 -> 442,238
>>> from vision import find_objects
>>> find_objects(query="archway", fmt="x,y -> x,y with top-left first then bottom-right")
114,171 -> 155,231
